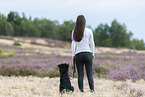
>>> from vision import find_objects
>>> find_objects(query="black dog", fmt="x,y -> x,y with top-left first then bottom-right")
58,63 -> 74,93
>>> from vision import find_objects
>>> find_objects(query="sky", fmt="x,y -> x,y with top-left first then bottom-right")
0,0 -> 145,41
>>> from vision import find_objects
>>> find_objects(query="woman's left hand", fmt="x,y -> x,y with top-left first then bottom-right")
92,55 -> 95,59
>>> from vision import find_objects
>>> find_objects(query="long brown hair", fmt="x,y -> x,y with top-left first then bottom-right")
73,15 -> 86,42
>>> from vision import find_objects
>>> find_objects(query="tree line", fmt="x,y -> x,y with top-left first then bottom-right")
0,11 -> 145,50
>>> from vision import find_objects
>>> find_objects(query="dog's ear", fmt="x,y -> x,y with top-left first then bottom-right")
66,63 -> 69,68
58,64 -> 62,68
63,63 -> 69,70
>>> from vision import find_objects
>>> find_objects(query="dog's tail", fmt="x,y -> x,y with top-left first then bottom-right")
73,57 -> 76,78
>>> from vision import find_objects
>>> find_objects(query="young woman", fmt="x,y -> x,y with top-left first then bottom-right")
71,15 -> 95,92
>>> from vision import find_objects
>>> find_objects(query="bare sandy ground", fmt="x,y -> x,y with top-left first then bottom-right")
1,38 -> 145,57
0,39 -> 71,56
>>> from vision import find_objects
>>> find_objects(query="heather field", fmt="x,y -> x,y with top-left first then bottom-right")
0,36 -> 145,97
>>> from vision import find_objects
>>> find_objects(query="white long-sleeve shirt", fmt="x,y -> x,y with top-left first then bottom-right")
71,28 -> 95,57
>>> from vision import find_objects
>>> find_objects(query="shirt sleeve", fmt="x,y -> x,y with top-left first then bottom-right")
71,30 -> 76,57
89,30 -> 95,56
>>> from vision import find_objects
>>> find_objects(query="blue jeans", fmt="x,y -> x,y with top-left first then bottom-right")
75,52 -> 94,92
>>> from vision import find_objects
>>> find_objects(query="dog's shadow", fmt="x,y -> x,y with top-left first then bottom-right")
58,63 -> 74,94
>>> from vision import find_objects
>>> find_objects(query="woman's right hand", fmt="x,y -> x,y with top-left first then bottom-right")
72,56 -> 74,61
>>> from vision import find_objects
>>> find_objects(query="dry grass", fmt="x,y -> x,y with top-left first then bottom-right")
0,76 -> 144,97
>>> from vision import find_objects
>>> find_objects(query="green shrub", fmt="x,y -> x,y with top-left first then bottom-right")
94,72 -> 105,78
94,53 -> 97,57
101,62 -> 108,66
107,55 -> 113,59
134,58 -> 136,62
9,51 -> 15,56
48,68 -> 59,78
25,47 -> 32,50
117,57 -> 120,60
0,49 -> 4,56
93,64 -> 110,78
13,41 -> 21,46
